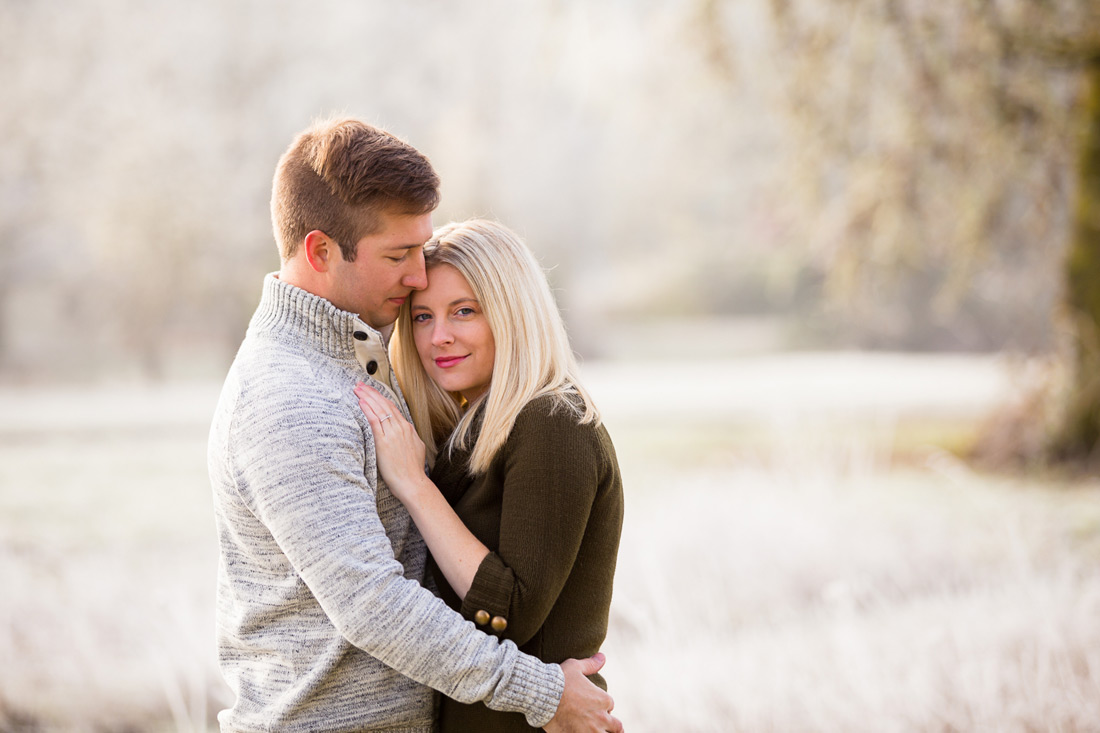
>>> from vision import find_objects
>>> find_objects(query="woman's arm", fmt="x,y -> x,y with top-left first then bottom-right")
355,383 -> 489,599
458,399 -> 613,645
357,385 -> 620,646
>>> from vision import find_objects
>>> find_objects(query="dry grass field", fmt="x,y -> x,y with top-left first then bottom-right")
1,354 -> 1098,732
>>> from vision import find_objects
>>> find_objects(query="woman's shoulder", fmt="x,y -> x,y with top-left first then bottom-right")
514,392 -> 586,430
499,394 -> 620,489
509,392 -> 612,453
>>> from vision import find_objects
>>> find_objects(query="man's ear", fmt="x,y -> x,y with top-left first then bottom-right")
303,230 -> 336,273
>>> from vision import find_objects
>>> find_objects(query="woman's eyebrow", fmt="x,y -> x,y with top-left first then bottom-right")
410,298 -> 478,312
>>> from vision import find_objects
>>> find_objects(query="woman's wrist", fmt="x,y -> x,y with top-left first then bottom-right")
396,473 -> 437,504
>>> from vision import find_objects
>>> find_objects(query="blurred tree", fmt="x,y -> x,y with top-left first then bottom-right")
1059,57 -> 1100,462
700,0 -> 1100,463
6,0 -> 1080,381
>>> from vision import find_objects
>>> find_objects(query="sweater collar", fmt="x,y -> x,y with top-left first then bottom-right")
248,273 -> 388,360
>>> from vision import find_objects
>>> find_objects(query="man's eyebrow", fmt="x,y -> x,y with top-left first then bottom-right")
386,242 -> 424,251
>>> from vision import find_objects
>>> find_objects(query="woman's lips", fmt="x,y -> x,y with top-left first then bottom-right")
434,355 -> 467,368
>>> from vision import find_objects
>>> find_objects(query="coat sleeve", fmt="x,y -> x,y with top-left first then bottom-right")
460,400 -> 603,646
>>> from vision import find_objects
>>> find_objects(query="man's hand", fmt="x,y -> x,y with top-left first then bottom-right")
544,653 -> 623,733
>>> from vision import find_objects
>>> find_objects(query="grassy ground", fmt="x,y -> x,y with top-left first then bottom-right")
1,355 -> 1098,731
600,435 -> 1100,732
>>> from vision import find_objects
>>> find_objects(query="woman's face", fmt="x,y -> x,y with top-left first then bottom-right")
410,264 -> 496,403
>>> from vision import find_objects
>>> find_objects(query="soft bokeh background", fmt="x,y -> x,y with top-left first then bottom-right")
3,1 -> 1099,731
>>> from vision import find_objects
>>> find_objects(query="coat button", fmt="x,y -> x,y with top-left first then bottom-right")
491,616 -> 508,632
474,610 -> 490,626
366,361 -> 378,375
353,331 -> 368,341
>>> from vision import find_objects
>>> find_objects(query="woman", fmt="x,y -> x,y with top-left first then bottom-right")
354,219 -> 624,732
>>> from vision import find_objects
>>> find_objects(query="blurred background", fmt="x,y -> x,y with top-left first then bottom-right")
2,1 -> 1099,731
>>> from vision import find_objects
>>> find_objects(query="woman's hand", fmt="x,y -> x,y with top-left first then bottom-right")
354,382 -> 428,503
355,383 -> 490,601
356,382 -> 491,600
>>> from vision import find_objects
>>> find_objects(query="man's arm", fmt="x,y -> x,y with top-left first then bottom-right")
225,378 -> 623,728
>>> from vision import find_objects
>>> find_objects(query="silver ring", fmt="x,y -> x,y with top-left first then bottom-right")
380,414 -> 392,423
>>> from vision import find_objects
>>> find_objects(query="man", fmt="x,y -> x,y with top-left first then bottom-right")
208,117 -> 623,732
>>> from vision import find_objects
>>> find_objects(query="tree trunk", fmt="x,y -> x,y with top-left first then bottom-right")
1052,60 -> 1100,464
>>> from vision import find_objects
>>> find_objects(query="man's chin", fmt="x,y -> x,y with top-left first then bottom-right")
361,308 -> 401,332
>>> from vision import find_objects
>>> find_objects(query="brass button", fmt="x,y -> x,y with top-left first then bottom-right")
474,610 -> 490,626
491,616 -> 508,632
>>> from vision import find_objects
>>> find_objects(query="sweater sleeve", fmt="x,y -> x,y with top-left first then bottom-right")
226,371 -> 564,727
460,399 -> 602,646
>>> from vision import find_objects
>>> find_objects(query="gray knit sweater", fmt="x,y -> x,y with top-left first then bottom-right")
208,274 -> 564,732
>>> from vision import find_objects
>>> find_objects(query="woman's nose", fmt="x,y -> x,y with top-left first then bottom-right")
431,323 -> 453,346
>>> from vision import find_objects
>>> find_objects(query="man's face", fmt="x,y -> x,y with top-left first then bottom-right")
327,210 -> 433,330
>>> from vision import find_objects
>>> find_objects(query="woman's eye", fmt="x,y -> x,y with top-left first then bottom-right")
412,313 -> 431,323
456,307 -> 475,317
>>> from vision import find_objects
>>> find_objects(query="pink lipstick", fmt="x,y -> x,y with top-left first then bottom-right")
434,355 -> 467,368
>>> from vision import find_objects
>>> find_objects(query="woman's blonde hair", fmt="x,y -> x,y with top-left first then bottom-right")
390,218 -> 599,474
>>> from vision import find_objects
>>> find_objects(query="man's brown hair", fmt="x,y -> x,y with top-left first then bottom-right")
271,117 -> 440,261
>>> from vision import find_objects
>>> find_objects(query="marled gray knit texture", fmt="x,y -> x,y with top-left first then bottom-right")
208,274 -> 564,732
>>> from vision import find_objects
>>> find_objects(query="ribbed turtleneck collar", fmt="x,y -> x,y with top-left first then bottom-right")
248,273 -> 384,359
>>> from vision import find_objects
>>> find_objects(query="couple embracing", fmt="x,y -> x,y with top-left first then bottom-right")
208,116 -> 625,732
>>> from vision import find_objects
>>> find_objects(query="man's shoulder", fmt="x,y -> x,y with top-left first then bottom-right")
224,333 -> 348,418
233,329 -> 319,384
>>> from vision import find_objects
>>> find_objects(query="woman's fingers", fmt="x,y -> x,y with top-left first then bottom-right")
357,397 -> 384,434
354,382 -> 383,415
353,383 -> 427,494
354,383 -> 407,432
355,383 -> 389,434
355,383 -> 415,441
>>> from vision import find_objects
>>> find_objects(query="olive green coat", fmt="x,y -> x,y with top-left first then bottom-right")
428,395 -> 625,732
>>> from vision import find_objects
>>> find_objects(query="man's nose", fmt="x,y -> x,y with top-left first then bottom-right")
402,250 -> 427,290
